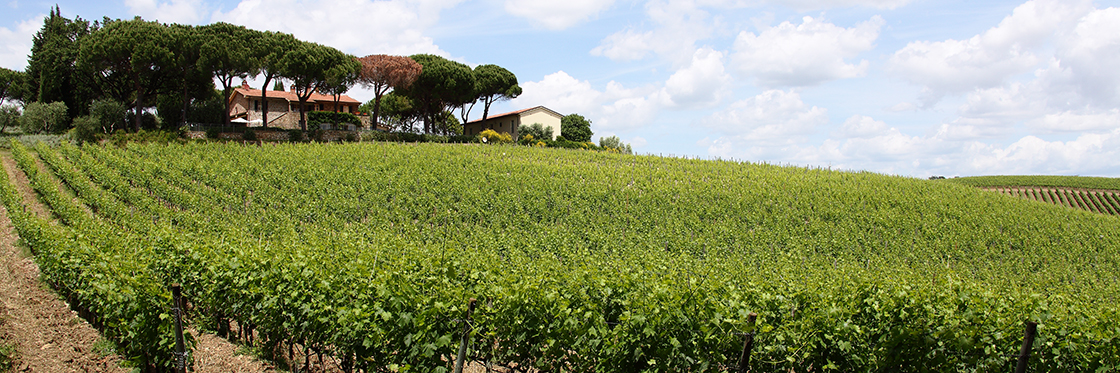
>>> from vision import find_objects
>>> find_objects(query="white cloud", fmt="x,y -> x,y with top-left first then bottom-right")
512,71 -> 601,117
706,116 -> 1120,177
0,16 -> 39,71
1028,110 -> 1120,133
212,0 -> 459,56
504,0 -> 615,30
591,0 -> 717,65
659,47 -> 731,108
125,0 -> 206,24
887,0 -> 1094,103
837,114 -> 888,138
731,15 -> 883,87
702,89 -> 828,140
511,71 -> 659,132
763,0 -> 911,11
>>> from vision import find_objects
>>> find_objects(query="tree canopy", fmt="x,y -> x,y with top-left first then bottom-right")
248,31 -> 301,127
396,54 -> 474,134
561,113 -> 593,142
79,17 -> 175,131
25,6 -> 94,121
357,54 -> 422,130
200,22 -> 254,126
280,41 -> 359,130
0,68 -> 26,106
472,64 -> 521,126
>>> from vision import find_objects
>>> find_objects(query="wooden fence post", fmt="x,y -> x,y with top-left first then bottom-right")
737,312 -> 758,372
172,284 -> 187,373
453,298 -> 477,373
1014,321 -> 1038,373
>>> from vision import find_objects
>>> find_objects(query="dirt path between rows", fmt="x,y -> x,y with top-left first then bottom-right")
0,151 -> 277,372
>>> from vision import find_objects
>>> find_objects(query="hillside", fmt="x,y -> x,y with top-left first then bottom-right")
2,141 -> 1118,371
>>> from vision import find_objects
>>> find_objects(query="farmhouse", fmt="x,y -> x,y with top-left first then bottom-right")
227,82 -> 370,129
462,106 -> 563,140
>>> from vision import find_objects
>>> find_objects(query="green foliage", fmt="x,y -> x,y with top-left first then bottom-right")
205,127 -> 220,140
946,175 -> 1120,191
71,115 -> 100,144
472,64 -> 521,121
200,23 -> 255,110
88,98 -> 127,134
0,341 -> 14,373
19,101 -> 69,133
518,122 -> 553,142
124,111 -> 159,131
366,92 -> 419,131
288,129 -> 304,142
398,54 -> 475,134
279,41 -> 358,131
242,130 -> 257,141
25,6 -> 94,119
599,135 -> 632,154
106,130 -> 183,146
79,17 -> 175,132
0,105 -> 19,133
6,142 -> 1118,371
560,113 -> 592,142
0,67 -> 26,105
307,111 -> 361,127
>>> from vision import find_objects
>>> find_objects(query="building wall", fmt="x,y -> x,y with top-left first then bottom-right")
519,109 -> 562,140
463,115 -> 517,136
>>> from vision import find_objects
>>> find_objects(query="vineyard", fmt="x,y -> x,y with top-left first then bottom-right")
947,175 -> 1120,191
1,140 -> 1119,372
979,186 -> 1120,216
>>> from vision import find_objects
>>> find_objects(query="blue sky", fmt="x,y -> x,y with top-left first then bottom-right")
2,0 -> 1119,177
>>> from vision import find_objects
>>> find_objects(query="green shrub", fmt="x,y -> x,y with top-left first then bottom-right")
599,135 -> 633,154
520,122 -> 553,141
20,101 -> 68,134
0,342 -> 15,373
242,130 -> 257,141
0,105 -> 20,133
288,129 -> 304,142
344,133 -> 356,142
205,127 -> 221,140
307,111 -> 360,127
125,111 -> 160,131
89,99 -> 127,134
71,115 -> 101,144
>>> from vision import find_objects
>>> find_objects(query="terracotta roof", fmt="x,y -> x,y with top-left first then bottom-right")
464,106 -> 562,124
232,86 -> 361,104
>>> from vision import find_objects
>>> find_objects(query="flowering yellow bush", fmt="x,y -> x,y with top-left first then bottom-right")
479,129 -> 513,144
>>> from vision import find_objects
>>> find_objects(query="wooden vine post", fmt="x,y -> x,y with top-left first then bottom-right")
453,298 -> 477,373
1014,321 -> 1038,373
737,312 -> 758,372
172,284 -> 187,373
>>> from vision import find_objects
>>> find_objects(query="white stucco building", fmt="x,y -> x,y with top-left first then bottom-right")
462,106 -> 563,140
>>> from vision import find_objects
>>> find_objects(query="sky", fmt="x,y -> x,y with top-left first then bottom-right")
1,0 -> 1119,178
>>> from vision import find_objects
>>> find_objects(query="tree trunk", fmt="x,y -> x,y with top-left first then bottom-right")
219,76 -> 234,127
260,76 -> 273,128
372,92 -> 382,130
133,71 -> 144,132
298,98 -> 308,131
180,80 -> 190,129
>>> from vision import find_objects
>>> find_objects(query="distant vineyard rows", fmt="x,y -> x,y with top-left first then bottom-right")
982,186 -> 1120,216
